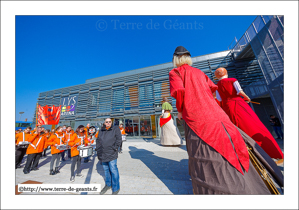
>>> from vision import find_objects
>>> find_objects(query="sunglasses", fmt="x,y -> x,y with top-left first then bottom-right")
105,121 -> 112,123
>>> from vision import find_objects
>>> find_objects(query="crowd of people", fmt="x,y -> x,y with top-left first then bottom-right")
16,120 -> 125,195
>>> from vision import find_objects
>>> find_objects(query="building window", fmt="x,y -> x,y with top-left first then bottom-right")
140,115 -> 152,137
125,86 -> 138,110
154,81 -> 170,107
139,83 -> 154,108
112,88 -> 124,112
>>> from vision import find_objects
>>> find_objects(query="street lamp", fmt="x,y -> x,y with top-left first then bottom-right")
19,112 -> 24,121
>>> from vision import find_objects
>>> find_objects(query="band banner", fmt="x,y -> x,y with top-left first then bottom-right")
38,105 -> 61,125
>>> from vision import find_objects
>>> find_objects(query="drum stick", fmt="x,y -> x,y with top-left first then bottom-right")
243,98 -> 260,104
250,101 -> 261,105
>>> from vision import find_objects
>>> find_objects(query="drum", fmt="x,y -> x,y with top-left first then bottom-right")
56,145 -> 67,151
78,146 -> 93,158
122,135 -> 126,141
18,141 -> 29,149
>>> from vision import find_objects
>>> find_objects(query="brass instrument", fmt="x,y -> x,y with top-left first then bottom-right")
247,146 -> 281,194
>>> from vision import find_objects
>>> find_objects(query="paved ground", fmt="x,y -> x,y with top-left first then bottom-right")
16,138 -> 192,195
16,137 -> 284,195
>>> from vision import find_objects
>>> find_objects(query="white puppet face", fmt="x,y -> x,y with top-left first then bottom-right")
89,128 -> 96,135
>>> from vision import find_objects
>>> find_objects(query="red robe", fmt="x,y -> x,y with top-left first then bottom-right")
169,64 -> 249,174
216,78 -> 283,159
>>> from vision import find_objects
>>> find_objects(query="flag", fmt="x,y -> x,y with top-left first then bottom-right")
37,105 -> 61,125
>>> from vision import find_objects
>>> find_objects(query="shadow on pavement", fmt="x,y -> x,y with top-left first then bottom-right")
128,146 -> 192,194
95,161 -> 106,178
142,138 -> 188,152
37,156 -> 52,168
80,153 -> 97,195
91,152 -> 106,188
58,158 -> 72,169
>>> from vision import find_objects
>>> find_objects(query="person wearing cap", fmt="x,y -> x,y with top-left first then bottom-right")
169,46 -> 275,194
214,67 -> 283,160
159,97 -> 182,146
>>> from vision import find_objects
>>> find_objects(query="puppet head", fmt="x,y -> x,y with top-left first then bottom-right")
172,46 -> 192,67
88,126 -> 96,136
215,67 -> 228,79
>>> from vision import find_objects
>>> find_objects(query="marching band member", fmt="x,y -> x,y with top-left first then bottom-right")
15,126 -> 32,169
61,125 -> 67,161
84,126 -> 97,162
51,128 -> 55,135
68,125 -> 88,182
214,67 -> 283,159
119,123 -> 127,153
72,125 -> 89,147
23,126 -> 47,174
84,123 -> 90,134
65,126 -> 74,160
40,127 -> 45,135
46,126 -> 66,175
42,129 -> 51,157
30,127 -> 36,134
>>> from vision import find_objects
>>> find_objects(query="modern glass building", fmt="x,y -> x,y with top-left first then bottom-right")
225,15 -> 284,133
33,15 -> 283,139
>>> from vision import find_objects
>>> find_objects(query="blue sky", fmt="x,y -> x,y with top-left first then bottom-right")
16,15 -> 256,121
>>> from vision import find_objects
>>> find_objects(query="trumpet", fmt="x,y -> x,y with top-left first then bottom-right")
247,146 -> 281,194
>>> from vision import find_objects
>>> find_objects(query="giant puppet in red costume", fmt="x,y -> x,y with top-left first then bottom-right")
214,67 -> 283,160
169,46 -> 285,195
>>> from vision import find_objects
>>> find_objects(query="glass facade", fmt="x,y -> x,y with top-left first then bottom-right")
33,49 -> 263,137
34,16 -> 283,136
229,15 -> 284,126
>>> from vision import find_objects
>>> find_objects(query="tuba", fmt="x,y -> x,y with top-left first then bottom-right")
247,145 -> 281,194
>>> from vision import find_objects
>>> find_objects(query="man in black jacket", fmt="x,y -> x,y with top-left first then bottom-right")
96,118 -> 122,195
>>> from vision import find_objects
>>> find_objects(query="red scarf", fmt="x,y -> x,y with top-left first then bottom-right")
160,115 -> 171,127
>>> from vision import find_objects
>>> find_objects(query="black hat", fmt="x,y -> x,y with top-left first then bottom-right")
173,46 -> 191,57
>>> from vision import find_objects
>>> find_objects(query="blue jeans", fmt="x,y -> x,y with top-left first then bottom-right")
102,159 -> 120,192
273,126 -> 283,139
